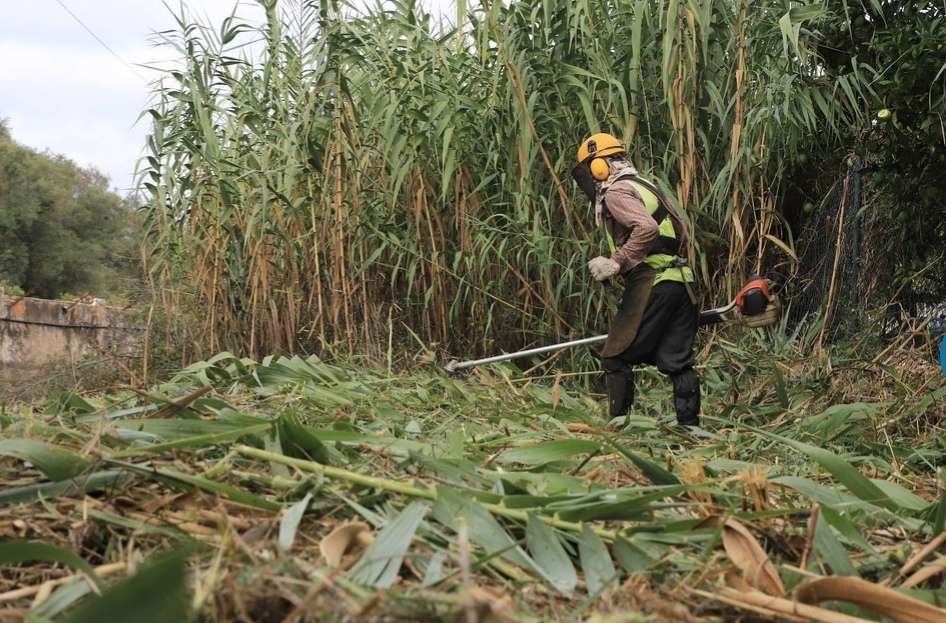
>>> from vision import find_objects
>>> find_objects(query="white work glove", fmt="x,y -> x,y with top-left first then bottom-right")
588,256 -> 621,282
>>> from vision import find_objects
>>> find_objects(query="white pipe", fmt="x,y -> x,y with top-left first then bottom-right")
444,335 -> 607,373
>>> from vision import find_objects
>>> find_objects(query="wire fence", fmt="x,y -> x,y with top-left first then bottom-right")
789,155 -> 867,344
789,154 -> 946,352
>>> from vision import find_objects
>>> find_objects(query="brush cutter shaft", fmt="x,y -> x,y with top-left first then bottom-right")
444,335 -> 607,373
444,305 -> 728,372
443,293 -> 779,373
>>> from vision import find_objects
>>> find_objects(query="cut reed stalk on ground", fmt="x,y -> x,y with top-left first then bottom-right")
2,341 -> 944,620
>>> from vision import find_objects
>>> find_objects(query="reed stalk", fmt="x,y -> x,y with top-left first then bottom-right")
140,0 -> 865,360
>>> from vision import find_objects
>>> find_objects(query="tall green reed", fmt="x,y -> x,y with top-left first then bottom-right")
140,0 -> 866,361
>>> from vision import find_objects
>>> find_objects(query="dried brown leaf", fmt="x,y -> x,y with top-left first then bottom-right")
738,466 -> 770,512
679,459 -> 713,514
900,554 -> 946,589
140,492 -> 187,514
763,234 -> 798,261
723,569 -> 753,592
890,530 -> 946,585
453,586 -> 513,623
721,518 -> 785,597
704,586 -> 873,623
319,521 -> 374,569
795,576 -> 946,623
550,371 -> 562,409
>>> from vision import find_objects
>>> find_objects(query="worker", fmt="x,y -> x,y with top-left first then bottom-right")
571,133 -> 701,427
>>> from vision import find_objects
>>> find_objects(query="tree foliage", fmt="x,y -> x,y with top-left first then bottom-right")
0,121 -> 137,299
816,1 -> 946,306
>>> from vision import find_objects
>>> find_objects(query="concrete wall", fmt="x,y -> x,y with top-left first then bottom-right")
0,293 -> 141,380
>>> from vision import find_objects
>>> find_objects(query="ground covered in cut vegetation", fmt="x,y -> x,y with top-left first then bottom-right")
2,338 -> 946,622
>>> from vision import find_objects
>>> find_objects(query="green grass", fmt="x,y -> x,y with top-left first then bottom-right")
1,336 -> 945,621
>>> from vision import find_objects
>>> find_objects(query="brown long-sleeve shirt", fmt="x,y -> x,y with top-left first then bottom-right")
602,179 -> 658,272
602,178 -> 690,272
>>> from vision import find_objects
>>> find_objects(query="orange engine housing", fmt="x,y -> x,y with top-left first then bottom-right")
735,276 -> 771,316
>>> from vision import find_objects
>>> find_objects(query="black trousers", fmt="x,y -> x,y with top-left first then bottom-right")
601,281 -> 701,425
603,281 -> 697,372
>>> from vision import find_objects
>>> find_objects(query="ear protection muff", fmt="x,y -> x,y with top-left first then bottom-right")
573,135 -> 625,200
589,157 -> 610,181
582,138 -> 611,181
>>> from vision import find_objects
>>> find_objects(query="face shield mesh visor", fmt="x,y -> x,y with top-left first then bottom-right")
571,161 -> 596,203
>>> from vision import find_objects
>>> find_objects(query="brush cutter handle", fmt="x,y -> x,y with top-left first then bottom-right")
698,301 -> 737,326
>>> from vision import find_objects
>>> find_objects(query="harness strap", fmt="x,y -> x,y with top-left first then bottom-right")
610,173 -> 682,257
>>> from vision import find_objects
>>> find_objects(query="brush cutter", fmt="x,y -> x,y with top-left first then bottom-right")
444,276 -> 779,374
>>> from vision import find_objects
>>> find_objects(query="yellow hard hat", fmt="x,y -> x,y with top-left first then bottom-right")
576,133 -> 625,164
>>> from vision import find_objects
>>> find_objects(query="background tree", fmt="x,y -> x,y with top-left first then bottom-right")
0,120 -> 138,300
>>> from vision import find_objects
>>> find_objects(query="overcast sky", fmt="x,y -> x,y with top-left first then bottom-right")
0,1 -> 454,194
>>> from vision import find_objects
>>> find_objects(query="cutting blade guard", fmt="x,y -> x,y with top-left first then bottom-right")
736,275 -> 772,316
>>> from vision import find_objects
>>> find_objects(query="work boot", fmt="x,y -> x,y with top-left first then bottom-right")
604,365 -> 635,419
671,368 -> 701,427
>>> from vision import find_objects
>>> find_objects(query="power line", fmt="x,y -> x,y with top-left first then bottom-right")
53,0 -> 149,83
